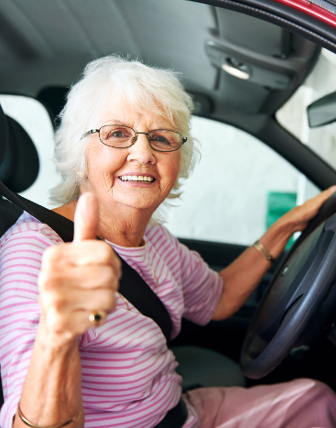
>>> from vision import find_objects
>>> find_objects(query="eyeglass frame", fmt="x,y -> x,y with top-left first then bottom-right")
82,124 -> 187,153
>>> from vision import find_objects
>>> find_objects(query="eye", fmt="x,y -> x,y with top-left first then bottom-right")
151,135 -> 172,145
102,126 -> 133,141
149,130 -> 182,151
111,130 -> 124,138
107,128 -> 131,139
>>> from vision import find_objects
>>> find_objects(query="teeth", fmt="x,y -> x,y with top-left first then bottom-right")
120,175 -> 154,182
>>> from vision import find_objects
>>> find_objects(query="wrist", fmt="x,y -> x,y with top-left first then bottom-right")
259,220 -> 294,259
253,240 -> 276,263
36,320 -> 80,354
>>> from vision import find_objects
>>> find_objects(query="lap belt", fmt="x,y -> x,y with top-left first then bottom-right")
0,181 -> 188,428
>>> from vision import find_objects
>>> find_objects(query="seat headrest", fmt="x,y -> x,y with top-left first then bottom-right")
0,103 -> 39,193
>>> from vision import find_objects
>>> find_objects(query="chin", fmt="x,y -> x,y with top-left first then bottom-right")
114,197 -> 161,212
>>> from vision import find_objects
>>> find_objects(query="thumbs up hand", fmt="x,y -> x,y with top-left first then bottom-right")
38,192 -> 121,343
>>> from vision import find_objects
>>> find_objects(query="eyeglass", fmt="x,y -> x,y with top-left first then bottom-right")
82,124 -> 187,152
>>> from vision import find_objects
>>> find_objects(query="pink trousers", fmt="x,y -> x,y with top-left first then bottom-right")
183,378 -> 336,428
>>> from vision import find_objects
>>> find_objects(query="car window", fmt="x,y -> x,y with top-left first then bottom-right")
0,95 -> 59,208
277,48 -> 336,169
165,116 -> 320,245
0,95 -> 320,246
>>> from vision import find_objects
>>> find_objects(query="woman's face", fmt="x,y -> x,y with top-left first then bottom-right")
80,94 -> 181,216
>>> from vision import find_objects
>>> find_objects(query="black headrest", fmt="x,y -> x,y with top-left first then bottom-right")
0,104 -> 39,193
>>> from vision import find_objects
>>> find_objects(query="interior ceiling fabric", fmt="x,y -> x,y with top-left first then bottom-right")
0,0 -> 319,118
0,0 -> 217,95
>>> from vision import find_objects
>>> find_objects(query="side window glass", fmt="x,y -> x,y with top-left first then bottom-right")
165,116 -> 320,246
276,48 -> 336,171
0,95 -> 59,208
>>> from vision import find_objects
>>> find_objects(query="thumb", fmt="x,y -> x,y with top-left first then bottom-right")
73,192 -> 99,243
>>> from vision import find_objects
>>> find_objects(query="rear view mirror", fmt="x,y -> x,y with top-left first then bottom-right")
307,91 -> 336,128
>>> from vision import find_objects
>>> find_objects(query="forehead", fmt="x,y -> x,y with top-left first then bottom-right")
94,89 -> 175,129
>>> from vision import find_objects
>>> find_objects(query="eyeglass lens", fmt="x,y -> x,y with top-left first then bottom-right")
99,125 -> 183,152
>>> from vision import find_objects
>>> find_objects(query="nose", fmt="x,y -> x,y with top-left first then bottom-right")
127,133 -> 156,164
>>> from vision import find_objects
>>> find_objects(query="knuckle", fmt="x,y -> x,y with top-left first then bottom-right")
38,269 -> 63,291
51,294 -> 68,312
96,267 -> 119,292
43,245 -> 62,263
39,289 -> 63,311
103,267 -> 117,286
96,242 -> 114,263
115,255 -> 122,269
105,292 -> 117,312
116,258 -> 122,276
113,277 -> 120,291
42,244 -> 69,268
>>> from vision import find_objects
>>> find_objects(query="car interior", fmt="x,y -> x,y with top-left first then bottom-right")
2,0 -> 336,413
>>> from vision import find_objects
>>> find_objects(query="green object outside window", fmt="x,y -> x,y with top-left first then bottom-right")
266,192 -> 297,250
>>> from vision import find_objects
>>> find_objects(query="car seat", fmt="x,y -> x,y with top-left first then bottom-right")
0,103 -> 245,408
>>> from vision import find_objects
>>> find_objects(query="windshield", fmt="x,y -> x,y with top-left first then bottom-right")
277,48 -> 336,170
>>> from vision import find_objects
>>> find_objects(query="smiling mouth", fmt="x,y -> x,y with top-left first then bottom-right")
119,175 -> 155,182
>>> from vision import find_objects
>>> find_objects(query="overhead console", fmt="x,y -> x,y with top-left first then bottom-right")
203,7 -> 320,116
205,40 -> 293,90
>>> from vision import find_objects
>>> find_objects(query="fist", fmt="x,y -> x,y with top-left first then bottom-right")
38,192 -> 121,340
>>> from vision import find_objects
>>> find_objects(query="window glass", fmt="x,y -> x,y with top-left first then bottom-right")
277,49 -> 336,169
0,97 -> 320,245
0,95 -> 59,208
165,116 -> 320,245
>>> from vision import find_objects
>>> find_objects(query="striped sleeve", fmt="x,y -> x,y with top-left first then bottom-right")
0,226 -> 59,428
178,241 -> 223,325
153,226 -> 223,326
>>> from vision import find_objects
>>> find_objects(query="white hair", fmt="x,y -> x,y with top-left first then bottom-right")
50,55 -> 199,220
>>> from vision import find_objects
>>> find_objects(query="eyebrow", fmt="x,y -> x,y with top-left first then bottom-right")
104,119 -> 128,126
102,120 -> 175,131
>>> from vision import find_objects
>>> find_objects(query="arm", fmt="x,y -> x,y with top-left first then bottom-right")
212,186 -> 336,321
15,329 -> 84,428
12,193 -> 120,428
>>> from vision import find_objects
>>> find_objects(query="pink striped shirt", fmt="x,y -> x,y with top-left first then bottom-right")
0,212 -> 223,428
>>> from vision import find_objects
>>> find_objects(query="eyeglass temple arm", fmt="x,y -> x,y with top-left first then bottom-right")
82,129 -> 99,139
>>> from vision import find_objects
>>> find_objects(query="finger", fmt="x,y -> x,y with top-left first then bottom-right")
323,185 -> 336,198
41,286 -> 118,313
42,306 -> 113,336
69,242 -> 121,273
73,192 -> 99,243
39,265 -> 120,293
313,185 -> 336,205
48,240 -> 119,267
306,186 -> 336,210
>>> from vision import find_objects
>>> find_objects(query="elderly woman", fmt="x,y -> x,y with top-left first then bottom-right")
1,56 -> 336,428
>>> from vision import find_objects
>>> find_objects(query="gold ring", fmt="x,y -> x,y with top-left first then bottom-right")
89,310 -> 106,326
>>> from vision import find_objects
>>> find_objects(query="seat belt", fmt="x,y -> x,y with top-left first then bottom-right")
0,182 -> 172,347
0,182 -> 188,428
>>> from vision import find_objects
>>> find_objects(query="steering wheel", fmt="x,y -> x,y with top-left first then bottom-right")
240,191 -> 336,379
